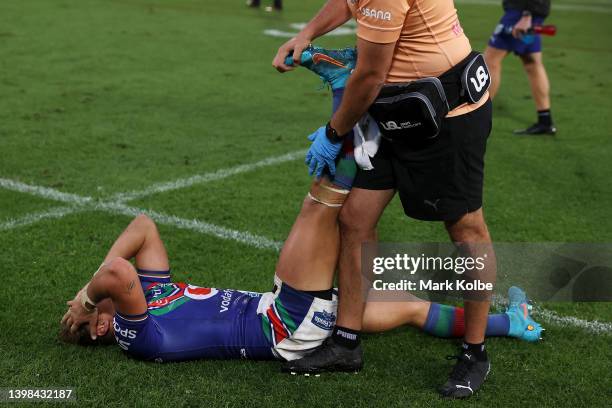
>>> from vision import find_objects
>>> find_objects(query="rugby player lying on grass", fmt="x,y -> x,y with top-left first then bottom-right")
60,214 -> 541,362
60,46 -> 542,363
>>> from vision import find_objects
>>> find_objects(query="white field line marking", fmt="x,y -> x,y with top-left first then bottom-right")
456,0 -> 612,14
0,178 -> 283,251
0,178 -> 92,205
2,170 -> 610,334
111,149 -> 307,203
264,27 -> 356,38
0,206 -> 82,231
532,306 -> 612,335
0,149 -> 306,231
264,21 -> 356,38
493,295 -> 612,335
96,202 -> 283,251
0,177 -> 283,250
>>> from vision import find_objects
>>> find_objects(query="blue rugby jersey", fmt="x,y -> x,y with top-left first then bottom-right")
112,272 -> 275,362
111,271 -> 318,362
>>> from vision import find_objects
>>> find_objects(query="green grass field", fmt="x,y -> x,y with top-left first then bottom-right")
1,0 -> 612,406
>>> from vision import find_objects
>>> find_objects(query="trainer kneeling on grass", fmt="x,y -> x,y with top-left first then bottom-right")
273,0 -> 495,398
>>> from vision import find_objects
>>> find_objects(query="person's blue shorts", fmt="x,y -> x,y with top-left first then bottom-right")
488,9 -> 545,55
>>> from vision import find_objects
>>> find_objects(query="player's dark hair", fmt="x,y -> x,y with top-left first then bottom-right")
58,324 -> 115,346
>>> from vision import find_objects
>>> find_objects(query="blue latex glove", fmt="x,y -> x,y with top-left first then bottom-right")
305,126 -> 343,178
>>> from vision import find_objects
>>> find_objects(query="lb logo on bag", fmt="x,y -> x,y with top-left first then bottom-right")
461,53 -> 491,103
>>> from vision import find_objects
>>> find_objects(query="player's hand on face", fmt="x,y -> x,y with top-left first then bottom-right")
512,15 -> 532,38
272,35 -> 311,72
305,126 -> 342,178
62,298 -> 98,338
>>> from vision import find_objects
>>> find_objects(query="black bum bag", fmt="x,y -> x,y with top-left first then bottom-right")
368,52 -> 491,141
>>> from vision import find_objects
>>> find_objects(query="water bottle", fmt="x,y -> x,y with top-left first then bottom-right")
501,25 -> 535,44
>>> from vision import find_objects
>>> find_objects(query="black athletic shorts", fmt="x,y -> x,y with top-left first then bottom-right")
353,99 -> 493,221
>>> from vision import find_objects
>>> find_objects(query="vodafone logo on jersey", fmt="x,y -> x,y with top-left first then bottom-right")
184,285 -> 218,300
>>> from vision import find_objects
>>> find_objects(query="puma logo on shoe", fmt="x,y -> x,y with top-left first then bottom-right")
455,381 -> 473,394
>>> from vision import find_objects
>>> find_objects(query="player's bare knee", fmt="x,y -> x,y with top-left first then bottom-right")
446,212 -> 490,243
301,194 -> 323,212
466,226 -> 489,243
449,223 -> 490,244
484,46 -> 505,64
133,214 -> 162,246
520,53 -> 537,67
339,203 -> 373,237
294,196 -> 331,227
133,213 -> 156,231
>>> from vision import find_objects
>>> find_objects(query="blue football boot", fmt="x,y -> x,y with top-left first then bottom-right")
285,45 -> 357,90
506,286 -> 544,342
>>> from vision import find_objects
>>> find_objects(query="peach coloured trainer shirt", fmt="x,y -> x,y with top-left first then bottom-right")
347,0 -> 488,116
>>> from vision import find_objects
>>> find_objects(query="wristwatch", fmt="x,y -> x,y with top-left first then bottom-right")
522,10 -> 532,17
325,122 -> 344,144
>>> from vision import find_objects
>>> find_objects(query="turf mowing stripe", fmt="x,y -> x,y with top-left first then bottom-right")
456,0 -> 612,14
111,149 -> 307,203
0,178 -> 92,205
0,206 -> 82,231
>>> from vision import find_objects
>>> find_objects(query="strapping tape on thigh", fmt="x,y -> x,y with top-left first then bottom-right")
308,182 -> 349,207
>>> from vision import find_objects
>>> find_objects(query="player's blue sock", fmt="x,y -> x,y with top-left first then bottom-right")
486,313 -> 511,336
423,303 -> 511,338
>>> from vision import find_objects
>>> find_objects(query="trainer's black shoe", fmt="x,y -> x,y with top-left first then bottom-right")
438,350 -> 491,398
281,337 -> 363,375
514,123 -> 557,135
